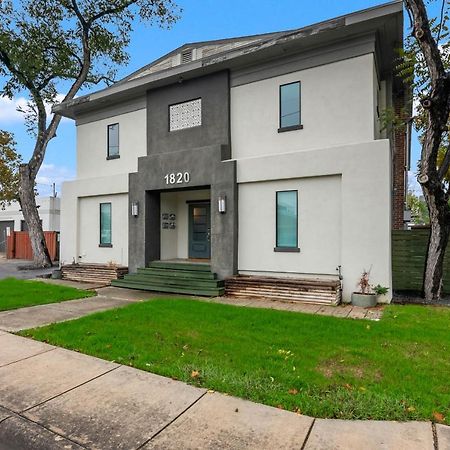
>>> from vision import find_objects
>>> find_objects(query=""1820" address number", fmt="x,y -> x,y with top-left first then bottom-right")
164,172 -> 190,185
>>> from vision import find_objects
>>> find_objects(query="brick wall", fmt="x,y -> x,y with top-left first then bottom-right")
392,90 -> 407,230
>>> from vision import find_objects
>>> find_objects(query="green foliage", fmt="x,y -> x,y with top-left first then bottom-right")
371,284 -> 389,296
0,131 -> 21,209
20,299 -> 450,423
0,278 -> 95,311
0,0 -> 180,133
394,5 -> 450,187
407,191 -> 430,224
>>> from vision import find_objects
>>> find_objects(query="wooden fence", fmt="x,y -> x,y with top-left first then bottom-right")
6,231 -> 59,261
392,229 -> 450,293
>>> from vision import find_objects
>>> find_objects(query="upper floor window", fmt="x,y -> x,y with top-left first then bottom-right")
169,98 -> 202,131
279,81 -> 302,132
107,123 -> 119,159
275,190 -> 299,252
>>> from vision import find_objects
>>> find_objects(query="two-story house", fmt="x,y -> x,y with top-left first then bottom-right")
56,1 -> 407,303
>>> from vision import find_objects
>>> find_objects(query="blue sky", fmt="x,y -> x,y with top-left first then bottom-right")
0,0 -> 438,196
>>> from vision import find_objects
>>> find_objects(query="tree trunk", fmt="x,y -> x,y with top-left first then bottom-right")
18,164 -> 52,268
423,186 -> 450,302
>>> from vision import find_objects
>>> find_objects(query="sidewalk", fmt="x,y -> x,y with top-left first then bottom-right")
0,331 -> 446,449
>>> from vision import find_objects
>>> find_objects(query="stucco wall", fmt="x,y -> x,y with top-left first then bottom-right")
61,174 -> 128,266
0,197 -> 60,231
160,189 -> 211,260
230,54 -> 376,159
147,71 -> 230,156
236,140 -> 392,303
78,193 -> 128,266
76,108 -> 147,180
239,175 -> 341,276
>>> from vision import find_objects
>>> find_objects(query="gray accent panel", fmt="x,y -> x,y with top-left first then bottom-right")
128,145 -> 237,279
231,34 -> 376,87
75,96 -> 147,126
147,71 -> 230,155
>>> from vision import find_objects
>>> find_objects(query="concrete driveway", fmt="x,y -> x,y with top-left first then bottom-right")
0,254 -> 54,280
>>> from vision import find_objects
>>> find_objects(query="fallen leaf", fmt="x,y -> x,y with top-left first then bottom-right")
288,389 -> 299,395
191,370 -> 200,379
433,412 -> 445,422
406,406 -> 416,413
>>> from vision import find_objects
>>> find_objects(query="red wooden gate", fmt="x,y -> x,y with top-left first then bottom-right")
6,231 -> 59,261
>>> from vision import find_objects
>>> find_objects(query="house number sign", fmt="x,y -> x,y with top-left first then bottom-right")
164,172 -> 190,185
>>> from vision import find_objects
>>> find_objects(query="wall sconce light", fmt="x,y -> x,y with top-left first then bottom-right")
131,202 -> 139,217
218,195 -> 227,214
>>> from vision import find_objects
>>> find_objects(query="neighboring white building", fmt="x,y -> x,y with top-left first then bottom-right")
55,2 -> 408,302
0,196 -> 61,253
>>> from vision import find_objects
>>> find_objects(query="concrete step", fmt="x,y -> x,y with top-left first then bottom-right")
137,267 -> 217,280
149,261 -> 211,272
111,279 -> 225,297
122,274 -> 224,289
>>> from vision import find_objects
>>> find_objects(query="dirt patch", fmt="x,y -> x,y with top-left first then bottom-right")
317,359 -> 382,381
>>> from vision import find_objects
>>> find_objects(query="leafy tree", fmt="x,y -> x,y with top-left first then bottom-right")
0,131 -> 21,209
406,190 -> 430,224
399,0 -> 450,301
0,0 -> 179,267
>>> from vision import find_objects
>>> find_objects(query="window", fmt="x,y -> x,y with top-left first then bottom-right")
107,124 -> 119,159
169,98 -> 202,131
99,203 -> 112,247
279,81 -> 302,132
21,220 -> 42,232
275,191 -> 299,252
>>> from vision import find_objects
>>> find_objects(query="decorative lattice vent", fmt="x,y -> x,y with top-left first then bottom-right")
169,98 -> 202,131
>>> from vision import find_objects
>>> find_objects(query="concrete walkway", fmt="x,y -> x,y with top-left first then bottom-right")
0,286 -> 151,332
0,332 -> 446,449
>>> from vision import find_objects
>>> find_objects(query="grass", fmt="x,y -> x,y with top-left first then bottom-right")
0,278 -> 95,311
19,298 -> 450,424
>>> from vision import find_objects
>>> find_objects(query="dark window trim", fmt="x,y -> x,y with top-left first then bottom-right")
168,97 -> 202,132
278,124 -> 304,133
279,81 -> 302,131
274,246 -> 300,253
186,199 -> 210,204
99,202 -> 112,247
275,190 -> 299,251
107,123 -> 120,159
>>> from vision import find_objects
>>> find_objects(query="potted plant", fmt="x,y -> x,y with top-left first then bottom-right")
372,284 -> 389,302
351,269 -> 377,307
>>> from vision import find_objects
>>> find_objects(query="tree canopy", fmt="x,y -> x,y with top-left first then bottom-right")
0,0 -> 180,267
0,131 -> 21,210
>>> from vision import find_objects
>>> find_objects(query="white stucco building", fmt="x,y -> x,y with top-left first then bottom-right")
0,197 -> 61,253
55,1 -> 408,303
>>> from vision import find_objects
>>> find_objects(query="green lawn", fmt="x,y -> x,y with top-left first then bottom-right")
0,278 -> 95,311
19,299 -> 450,424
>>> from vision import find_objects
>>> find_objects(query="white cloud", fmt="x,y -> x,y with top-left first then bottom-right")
0,94 -> 70,124
0,96 -> 29,122
408,170 -> 423,196
36,163 -> 75,197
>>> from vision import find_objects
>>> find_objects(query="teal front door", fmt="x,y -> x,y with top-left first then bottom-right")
188,203 -> 211,259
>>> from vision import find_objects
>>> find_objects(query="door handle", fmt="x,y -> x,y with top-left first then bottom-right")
207,228 -> 211,242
